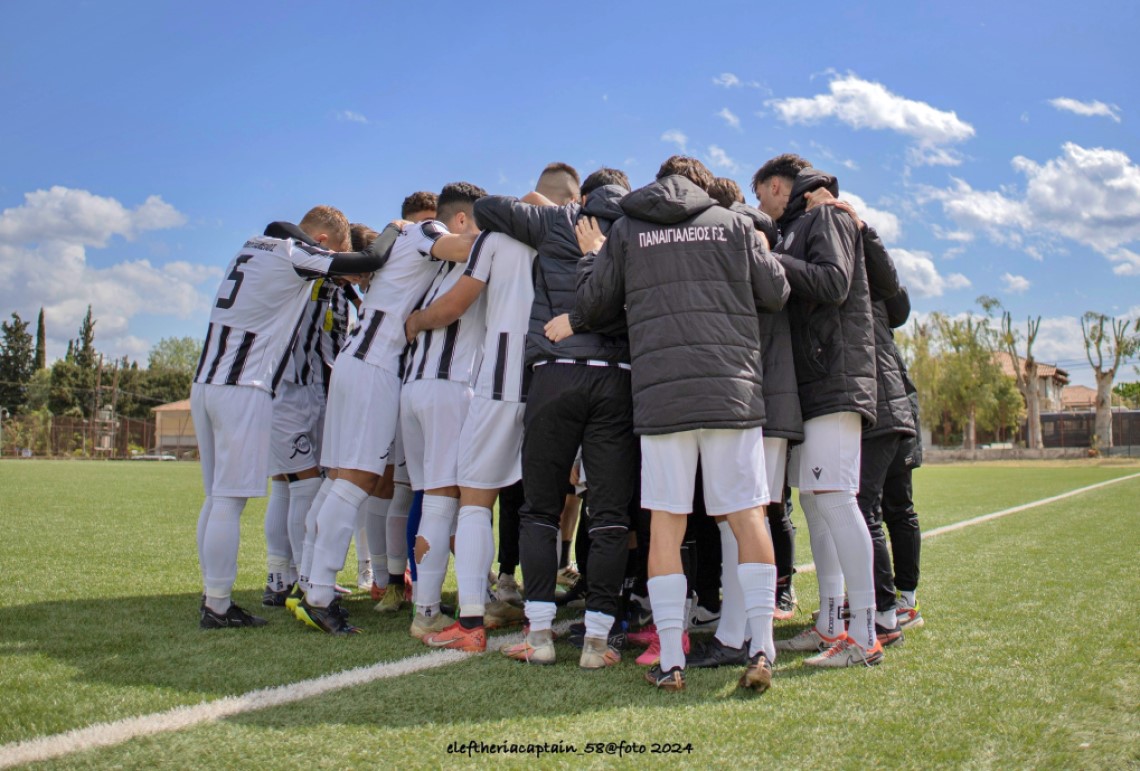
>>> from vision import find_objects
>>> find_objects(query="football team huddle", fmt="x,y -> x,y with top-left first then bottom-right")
190,152 -> 924,694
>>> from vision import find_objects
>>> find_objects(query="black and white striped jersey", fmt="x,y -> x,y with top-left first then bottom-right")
282,279 -> 352,388
403,260 -> 487,386
463,231 -> 536,402
339,221 -> 447,373
194,234 -> 334,393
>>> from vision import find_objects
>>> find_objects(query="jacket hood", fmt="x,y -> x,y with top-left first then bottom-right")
581,184 -> 628,222
730,202 -> 778,246
778,168 -> 838,229
620,175 -> 717,224
264,221 -> 319,246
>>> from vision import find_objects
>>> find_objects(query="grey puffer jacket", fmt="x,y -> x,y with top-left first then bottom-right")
573,175 -> 789,435
730,202 -> 803,442
473,186 -> 630,367
775,168 -> 877,425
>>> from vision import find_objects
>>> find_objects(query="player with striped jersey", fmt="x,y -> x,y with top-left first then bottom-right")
261,275 -> 356,608
403,229 -> 537,651
295,184 -> 482,636
193,205 -> 395,630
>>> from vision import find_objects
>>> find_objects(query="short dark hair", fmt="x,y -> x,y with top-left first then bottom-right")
401,191 -> 438,219
751,153 -> 811,194
540,162 -> 580,185
436,182 -> 488,223
708,177 -> 745,208
537,162 -> 581,204
656,155 -> 715,192
349,222 -> 379,251
581,167 -> 631,196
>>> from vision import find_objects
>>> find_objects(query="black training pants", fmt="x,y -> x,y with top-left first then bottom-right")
857,432 -> 902,612
496,480 -> 524,575
519,364 -> 637,619
880,435 -> 921,593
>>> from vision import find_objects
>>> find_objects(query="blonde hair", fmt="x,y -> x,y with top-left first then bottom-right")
299,205 -> 350,248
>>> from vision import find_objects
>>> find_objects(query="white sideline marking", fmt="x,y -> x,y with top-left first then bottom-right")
4,472 -> 1139,766
793,470 -> 1140,575
0,623 -> 550,769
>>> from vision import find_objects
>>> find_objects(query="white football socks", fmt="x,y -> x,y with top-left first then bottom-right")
585,610 -> 615,641
354,495 -> 370,568
264,480 -> 291,589
365,495 -> 391,580
455,505 -> 494,618
298,477 -> 334,592
739,562 -> 777,662
386,485 -> 413,581
201,495 -> 247,614
714,521 -> 747,649
414,495 -> 459,616
523,600 -> 556,633
307,479 -> 368,607
800,492 -> 846,640
815,491 -> 877,650
648,573 -> 688,671
287,477 -> 322,573
196,495 -> 212,585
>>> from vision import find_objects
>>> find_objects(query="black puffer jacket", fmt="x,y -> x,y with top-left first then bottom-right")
775,168 -> 877,425
573,176 -> 789,435
473,186 -> 629,366
863,227 -> 915,438
730,202 -> 803,442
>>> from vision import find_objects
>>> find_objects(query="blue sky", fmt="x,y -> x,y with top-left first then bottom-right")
1,1 -> 1137,386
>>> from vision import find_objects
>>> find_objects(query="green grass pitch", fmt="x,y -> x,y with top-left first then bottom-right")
1,459 -> 1138,768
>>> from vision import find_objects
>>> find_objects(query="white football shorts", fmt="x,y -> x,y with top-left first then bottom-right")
400,378 -> 473,491
640,426 -> 768,516
320,354 -> 402,475
191,382 -> 273,498
269,381 -> 325,476
763,436 -> 789,504
787,412 -> 863,494
456,396 -> 525,489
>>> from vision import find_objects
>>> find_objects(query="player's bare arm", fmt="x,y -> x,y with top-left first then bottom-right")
430,233 -> 479,263
404,275 -> 486,342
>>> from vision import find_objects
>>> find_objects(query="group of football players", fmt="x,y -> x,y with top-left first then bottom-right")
190,152 -> 924,693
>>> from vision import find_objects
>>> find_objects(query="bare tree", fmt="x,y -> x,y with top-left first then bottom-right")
1080,313 -> 1140,452
1001,312 -> 1043,449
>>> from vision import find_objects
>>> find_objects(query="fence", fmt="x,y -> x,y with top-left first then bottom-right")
1,414 -> 156,458
1037,410 -> 1140,451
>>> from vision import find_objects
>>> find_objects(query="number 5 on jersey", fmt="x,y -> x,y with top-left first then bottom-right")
217,255 -> 253,309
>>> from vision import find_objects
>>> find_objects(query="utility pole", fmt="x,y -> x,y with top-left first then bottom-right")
90,353 -> 103,455
110,361 -> 120,456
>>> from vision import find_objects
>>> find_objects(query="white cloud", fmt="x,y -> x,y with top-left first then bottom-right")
1048,97 -> 1122,123
767,73 -> 975,161
661,129 -> 688,153
1012,143 -> 1140,253
927,143 -> 1140,268
907,146 -> 964,167
717,108 -> 741,131
1001,272 -> 1031,294
706,145 -> 740,173
842,192 -> 901,244
712,73 -> 741,88
891,248 -> 971,297
0,186 -> 185,247
336,110 -> 368,124
0,187 -> 214,363
1108,248 -> 1140,276
931,224 -> 974,242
